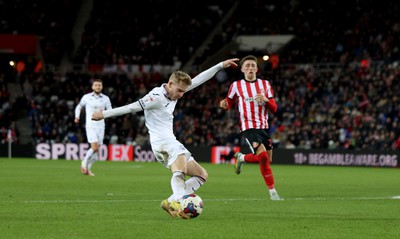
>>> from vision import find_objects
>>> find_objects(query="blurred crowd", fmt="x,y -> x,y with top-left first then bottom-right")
0,0 -> 399,150
74,0 -> 233,66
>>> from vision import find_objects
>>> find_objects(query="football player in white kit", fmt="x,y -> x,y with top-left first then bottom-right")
92,58 -> 238,218
75,78 -> 112,176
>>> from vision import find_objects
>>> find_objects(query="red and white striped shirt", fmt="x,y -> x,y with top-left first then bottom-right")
225,78 -> 277,131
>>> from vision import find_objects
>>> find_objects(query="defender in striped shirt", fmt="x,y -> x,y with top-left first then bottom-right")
220,55 -> 283,201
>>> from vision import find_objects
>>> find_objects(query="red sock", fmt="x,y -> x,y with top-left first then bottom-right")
259,151 -> 275,189
244,153 -> 259,163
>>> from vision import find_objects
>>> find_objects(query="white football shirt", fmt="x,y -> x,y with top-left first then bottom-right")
75,92 -> 112,129
138,62 -> 224,143
138,85 -> 177,143
100,61 -> 224,143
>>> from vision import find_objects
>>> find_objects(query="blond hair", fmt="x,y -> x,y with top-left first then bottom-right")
169,71 -> 192,86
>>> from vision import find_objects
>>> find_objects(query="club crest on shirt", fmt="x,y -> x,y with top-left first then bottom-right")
140,95 -> 154,108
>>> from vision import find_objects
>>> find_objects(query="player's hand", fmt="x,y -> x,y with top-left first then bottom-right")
74,118 -> 79,123
255,93 -> 268,103
219,99 -> 229,110
223,58 -> 239,68
92,111 -> 104,121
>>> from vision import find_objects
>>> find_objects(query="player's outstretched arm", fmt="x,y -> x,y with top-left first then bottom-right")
188,58 -> 239,91
222,58 -> 239,68
92,101 -> 143,121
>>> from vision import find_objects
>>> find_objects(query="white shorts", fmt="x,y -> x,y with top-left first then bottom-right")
85,127 -> 105,144
151,138 -> 194,168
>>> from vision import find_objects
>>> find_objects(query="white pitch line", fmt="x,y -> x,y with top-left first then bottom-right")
207,196 -> 400,201
289,196 -> 400,201
20,195 -> 400,204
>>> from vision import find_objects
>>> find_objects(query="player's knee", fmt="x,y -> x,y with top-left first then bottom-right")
92,144 -> 100,151
200,169 -> 208,181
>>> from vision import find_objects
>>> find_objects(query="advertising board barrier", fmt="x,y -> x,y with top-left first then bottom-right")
0,143 -> 398,168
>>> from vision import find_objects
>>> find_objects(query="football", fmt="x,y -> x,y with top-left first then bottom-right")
180,194 -> 203,219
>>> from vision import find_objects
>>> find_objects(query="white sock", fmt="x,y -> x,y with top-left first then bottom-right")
184,176 -> 205,194
88,152 -> 98,170
170,171 -> 186,202
238,153 -> 245,162
269,188 -> 277,195
82,148 -> 94,168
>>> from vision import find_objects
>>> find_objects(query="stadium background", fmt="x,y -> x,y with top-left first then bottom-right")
0,0 -> 399,164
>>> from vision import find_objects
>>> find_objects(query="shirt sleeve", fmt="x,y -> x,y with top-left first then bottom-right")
74,95 -> 85,118
266,98 -> 278,113
102,101 -> 142,119
138,90 -> 163,110
224,81 -> 237,110
187,62 -> 224,91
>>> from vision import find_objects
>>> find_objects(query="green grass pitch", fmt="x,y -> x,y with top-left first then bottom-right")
0,157 -> 399,239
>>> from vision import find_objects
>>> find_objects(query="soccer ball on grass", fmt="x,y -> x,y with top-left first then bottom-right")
180,194 -> 203,219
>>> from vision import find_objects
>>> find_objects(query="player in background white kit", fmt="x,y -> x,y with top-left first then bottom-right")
75,78 -> 112,176
92,58 -> 239,218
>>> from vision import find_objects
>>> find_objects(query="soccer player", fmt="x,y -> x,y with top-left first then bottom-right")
219,55 -> 283,200
92,58 -> 239,218
75,78 -> 112,176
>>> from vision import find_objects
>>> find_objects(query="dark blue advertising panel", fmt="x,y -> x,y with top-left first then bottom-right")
273,149 -> 399,168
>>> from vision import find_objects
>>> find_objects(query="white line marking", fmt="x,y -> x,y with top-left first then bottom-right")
289,196 -> 400,201
20,196 -> 400,203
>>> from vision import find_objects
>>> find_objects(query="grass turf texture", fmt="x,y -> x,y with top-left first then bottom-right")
0,157 -> 399,239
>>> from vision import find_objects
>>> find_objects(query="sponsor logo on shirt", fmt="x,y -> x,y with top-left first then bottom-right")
245,97 -> 256,102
